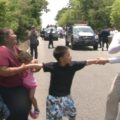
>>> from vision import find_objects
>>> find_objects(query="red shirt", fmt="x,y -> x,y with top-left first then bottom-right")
0,46 -> 23,88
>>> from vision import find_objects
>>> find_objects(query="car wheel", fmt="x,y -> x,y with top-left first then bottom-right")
93,45 -> 98,50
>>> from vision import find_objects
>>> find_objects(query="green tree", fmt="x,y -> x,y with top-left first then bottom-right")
0,0 -> 11,27
57,9 -> 75,26
56,0 -> 114,29
0,0 -> 48,40
110,0 -> 120,29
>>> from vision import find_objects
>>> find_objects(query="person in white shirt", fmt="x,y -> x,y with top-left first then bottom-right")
97,32 -> 120,120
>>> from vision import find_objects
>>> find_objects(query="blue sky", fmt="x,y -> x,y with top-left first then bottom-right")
41,0 -> 69,28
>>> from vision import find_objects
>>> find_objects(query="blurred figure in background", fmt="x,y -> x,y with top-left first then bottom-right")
48,29 -> 54,48
29,26 -> 39,59
101,28 -> 110,51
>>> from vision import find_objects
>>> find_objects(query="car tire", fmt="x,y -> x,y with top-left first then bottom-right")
93,45 -> 98,50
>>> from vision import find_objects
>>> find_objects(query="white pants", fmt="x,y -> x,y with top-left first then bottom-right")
105,73 -> 120,120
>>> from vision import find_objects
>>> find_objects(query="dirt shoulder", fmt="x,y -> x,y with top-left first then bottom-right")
19,40 -> 29,51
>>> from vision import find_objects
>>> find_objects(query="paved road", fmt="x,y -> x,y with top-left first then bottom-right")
29,37 -> 120,120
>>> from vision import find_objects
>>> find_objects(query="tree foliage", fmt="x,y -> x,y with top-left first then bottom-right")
56,0 -> 117,30
110,0 -> 120,29
0,0 -> 48,40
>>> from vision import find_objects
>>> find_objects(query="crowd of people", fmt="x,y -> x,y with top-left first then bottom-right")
0,26 -> 120,120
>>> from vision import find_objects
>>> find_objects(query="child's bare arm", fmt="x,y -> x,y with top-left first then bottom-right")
86,56 -> 120,65
86,58 -> 108,65
86,59 -> 98,65
96,56 -> 120,64
96,58 -> 109,64
26,63 -> 43,69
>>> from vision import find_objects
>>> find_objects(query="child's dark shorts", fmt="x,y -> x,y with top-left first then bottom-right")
46,95 -> 76,120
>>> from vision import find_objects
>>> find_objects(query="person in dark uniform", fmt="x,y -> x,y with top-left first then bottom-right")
98,30 -> 102,48
101,29 -> 110,51
48,29 -> 54,48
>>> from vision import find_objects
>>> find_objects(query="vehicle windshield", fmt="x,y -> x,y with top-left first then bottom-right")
74,27 -> 94,34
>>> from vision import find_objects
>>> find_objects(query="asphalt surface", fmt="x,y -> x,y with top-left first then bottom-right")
29,37 -> 120,120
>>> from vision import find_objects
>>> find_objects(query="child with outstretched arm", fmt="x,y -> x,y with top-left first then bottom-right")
40,45 -> 103,120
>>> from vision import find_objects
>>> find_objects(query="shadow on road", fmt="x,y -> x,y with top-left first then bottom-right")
69,45 -> 95,51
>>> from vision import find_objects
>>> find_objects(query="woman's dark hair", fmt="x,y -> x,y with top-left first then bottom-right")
0,28 -> 10,45
53,46 -> 68,61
